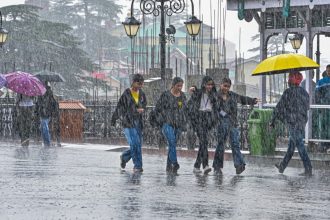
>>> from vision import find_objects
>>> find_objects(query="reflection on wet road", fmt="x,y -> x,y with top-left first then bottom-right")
0,144 -> 329,219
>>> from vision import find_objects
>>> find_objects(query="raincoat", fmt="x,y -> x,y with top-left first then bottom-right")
271,85 -> 309,130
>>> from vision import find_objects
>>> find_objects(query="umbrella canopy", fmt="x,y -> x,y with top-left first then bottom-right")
252,54 -> 320,76
5,71 -> 46,96
0,74 -> 7,88
34,70 -> 65,82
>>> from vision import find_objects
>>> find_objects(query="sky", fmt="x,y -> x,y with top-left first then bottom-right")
1,0 -> 329,70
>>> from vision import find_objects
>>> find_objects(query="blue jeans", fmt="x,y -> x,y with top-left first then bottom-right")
162,124 -> 181,166
213,117 -> 245,170
122,122 -> 143,169
40,118 -> 51,146
280,128 -> 312,172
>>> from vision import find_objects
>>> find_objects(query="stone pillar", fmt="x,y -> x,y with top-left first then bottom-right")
142,68 -> 173,106
186,75 -> 204,90
206,68 -> 229,85
233,83 -> 247,96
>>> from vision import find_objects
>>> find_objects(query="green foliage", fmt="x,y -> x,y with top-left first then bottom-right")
44,0 -> 122,60
0,4 -> 93,98
248,33 -> 285,57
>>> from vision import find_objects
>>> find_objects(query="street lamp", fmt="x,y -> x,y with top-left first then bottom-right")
123,0 -> 202,89
289,34 -> 303,53
0,11 -> 9,47
184,15 -> 202,40
122,16 -> 141,38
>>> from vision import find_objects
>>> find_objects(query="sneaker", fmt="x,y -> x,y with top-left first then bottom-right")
172,163 -> 180,173
236,164 -> 246,175
275,163 -> 284,174
166,164 -> 171,172
120,155 -> 126,169
193,167 -> 202,173
299,170 -> 312,177
214,169 -> 222,175
203,166 -> 212,175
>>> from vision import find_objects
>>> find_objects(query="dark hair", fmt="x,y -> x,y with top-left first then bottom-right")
322,71 -> 327,78
201,76 -> 216,93
172,77 -> 184,87
132,74 -> 144,83
326,64 -> 330,69
221,77 -> 232,85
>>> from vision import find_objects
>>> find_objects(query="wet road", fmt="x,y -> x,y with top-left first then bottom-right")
0,143 -> 329,220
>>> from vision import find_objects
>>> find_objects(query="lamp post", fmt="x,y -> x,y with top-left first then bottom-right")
289,34 -> 303,53
122,0 -> 202,90
0,11 -> 9,47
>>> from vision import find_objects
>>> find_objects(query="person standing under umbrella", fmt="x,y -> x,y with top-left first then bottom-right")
35,83 -> 57,147
270,71 -> 312,176
111,74 -> 147,173
15,94 -> 34,147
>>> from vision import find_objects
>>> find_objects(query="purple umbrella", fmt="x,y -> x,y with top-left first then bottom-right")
0,74 -> 6,88
5,71 -> 46,96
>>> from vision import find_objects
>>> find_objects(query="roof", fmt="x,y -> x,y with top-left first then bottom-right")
59,101 -> 86,110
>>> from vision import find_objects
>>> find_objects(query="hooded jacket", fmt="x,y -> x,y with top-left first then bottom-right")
271,85 -> 309,130
35,86 -> 58,118
111,88 -> 147,128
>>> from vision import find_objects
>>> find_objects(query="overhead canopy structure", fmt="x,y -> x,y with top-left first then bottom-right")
227,0 -> 330,144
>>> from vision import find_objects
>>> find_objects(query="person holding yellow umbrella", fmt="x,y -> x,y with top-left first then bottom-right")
252,53 -> 319,176
269,71 -> 312,176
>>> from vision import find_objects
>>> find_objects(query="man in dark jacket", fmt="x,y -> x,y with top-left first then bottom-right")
111,74 -> 147,173
213,77 -> 258,175
188,76 -> 218,174
271,71 -> 312,176
35,84 -> 57,147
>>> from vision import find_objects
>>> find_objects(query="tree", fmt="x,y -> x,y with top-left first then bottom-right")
248,33 -> 285,60
0,4 -> 93,99
44,0 -> 122,61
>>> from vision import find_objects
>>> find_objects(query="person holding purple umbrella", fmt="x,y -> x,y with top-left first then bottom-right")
15,94 -> 34,147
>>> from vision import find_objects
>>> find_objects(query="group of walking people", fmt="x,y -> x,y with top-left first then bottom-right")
15,82 -> 60,148
112,71 -> 314,176
111,74 -> 258,175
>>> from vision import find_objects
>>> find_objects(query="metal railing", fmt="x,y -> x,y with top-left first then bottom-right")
0,98 -> 256,150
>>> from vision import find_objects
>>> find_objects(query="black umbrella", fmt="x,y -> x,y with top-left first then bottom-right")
34,70 -> 65,82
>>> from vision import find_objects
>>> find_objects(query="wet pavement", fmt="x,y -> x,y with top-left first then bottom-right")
0,143 -> 329,220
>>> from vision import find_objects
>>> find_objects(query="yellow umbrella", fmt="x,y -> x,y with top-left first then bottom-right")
252,53 -> 319,76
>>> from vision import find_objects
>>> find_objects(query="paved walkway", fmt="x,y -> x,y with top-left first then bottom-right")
0,142 -> 329,219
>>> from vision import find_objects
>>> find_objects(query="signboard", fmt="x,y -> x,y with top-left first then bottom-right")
227,0 -> 330,11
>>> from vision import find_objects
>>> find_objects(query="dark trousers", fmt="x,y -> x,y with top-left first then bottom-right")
213,117 -> 245,170
18,107 -> 33,146
194,111 -> 214,169
280,128 -> 312,172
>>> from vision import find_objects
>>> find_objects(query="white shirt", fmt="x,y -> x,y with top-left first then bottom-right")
199,93 -> 212,111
